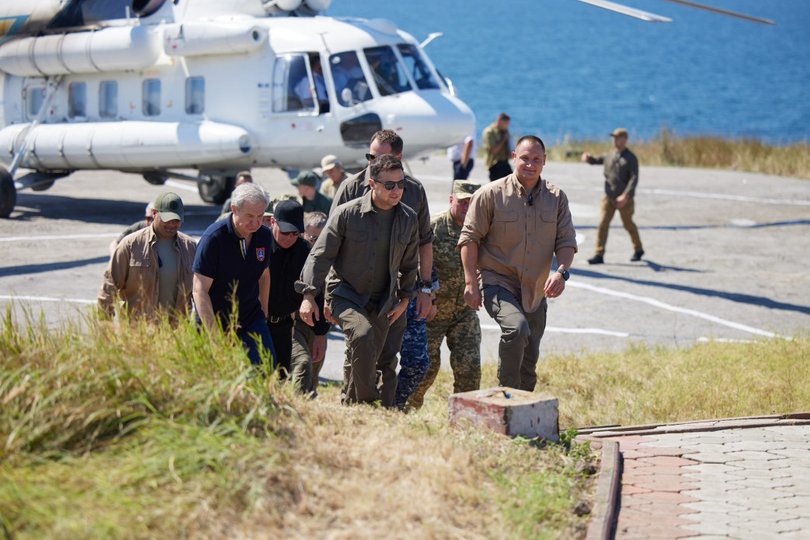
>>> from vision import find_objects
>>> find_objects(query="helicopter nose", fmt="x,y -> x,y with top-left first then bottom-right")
375,91 -> 476,155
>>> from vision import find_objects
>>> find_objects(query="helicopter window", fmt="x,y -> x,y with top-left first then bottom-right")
185,77 -> 205,115
99,81 -> 118,119
397,44 -> 440,90
142,79 -> 161,116
27,87 -> 46,120
363,46 -> 411,97
329,51 -> 371,107
68,82 -> 87,118
273,54 -> 316,113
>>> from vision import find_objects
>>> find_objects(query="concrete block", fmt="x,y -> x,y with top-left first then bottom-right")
448,386 -> 559,442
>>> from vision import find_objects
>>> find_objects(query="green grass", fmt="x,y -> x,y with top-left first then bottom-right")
4,302 -> 806,539
547,130 -> 810,180
531,337 -> 810,428
0,308 -> 594,539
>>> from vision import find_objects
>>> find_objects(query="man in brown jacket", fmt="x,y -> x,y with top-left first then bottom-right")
98,192 -> 197,321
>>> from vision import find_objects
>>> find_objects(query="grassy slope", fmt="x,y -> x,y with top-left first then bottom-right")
0,311 -> 594,539
2,306 -> 807,539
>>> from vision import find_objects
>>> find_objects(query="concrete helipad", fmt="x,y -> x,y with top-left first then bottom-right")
1,155 -> 809,380
581,414 -> 810,539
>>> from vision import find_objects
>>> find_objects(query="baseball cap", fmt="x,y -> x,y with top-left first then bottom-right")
273,199 -> 305,233
321,154 -> 342,172
293,170 -> 319,187
610,128 -> 629,138
153,192 -> 184,222
452,180 -> 482,200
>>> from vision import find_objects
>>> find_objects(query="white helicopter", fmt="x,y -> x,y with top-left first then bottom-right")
0,0 -> 476,217
0,0 -> 774,218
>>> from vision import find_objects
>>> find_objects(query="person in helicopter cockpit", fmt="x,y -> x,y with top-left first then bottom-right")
294,55 -> 330,114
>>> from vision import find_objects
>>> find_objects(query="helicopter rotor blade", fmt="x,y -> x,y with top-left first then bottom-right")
660,0 -> 775,25
576,0 -> 673,23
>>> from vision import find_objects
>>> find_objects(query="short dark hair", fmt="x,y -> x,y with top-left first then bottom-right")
497,112 -> 511,122
370,129 -> 404,155
369,154 -> 403,180
515,135 -> 546,154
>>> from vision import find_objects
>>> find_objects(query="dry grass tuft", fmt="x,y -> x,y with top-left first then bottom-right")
549,130 -> 810,180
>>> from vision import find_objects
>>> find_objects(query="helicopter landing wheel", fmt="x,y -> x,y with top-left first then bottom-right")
0,167 -> 16,218
198,175 -> 234,205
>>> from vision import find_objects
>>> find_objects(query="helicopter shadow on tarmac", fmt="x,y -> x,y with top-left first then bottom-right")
0,256 -> 110,278
12,192 -> 215,228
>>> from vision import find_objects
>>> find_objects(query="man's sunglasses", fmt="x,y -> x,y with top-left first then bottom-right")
378,179 -> 405,191
365,153 -> 376,161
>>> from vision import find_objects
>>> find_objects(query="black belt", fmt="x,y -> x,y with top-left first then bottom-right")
268,313 -> 291,324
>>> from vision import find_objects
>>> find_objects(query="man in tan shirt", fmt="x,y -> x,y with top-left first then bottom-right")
458,136 -> 577,391
99,192 -> 196,321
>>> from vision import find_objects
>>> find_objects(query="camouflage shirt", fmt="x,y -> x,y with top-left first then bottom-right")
431,209 -> 469,319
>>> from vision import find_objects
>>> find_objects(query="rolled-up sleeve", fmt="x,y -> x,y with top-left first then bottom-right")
554,191 -> 578,253
457,189 -> 493,249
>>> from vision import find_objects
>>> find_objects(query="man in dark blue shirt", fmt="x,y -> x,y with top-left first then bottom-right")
193,183 -> 276,367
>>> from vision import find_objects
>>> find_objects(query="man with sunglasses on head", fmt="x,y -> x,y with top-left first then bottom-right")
298,154 -> 419,405
331,130 -> 434,409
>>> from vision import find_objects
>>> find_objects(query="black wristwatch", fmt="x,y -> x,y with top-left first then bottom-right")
557,267 -> 570,281
419,280 -> 433,294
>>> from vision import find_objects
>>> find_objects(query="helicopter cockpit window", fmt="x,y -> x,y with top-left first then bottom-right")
273,54 -> 321,114
329,51 -> 371,107
68,82 -> 86,119
27,87 -> 46,120
142,79 -> 161,117
185,77 -> 205,115
99,81 -> 118,119
397,44 -> 440,90
363,46 -> 411,97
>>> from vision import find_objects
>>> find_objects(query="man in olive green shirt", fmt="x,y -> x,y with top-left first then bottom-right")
582,128 -> 644,264
482,112 -> 512,181
297,155 -> 419,405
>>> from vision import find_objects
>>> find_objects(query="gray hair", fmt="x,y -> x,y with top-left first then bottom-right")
304,211 -> 327,230
231,183 -> 268,210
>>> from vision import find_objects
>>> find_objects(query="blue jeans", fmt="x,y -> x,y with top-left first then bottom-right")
238,317 -> 277,368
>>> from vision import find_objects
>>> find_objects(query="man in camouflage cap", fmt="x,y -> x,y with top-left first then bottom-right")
407,180 -> 483,409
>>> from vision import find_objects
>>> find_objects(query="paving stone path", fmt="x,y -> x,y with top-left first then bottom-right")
581,415 -> 810,539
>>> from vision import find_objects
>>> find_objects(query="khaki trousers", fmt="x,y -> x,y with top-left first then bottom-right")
331,297 -> 392,405
595,195 -> 643,256
483,285 -> 547,392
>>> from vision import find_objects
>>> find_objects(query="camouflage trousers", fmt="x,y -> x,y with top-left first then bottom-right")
407,307 -> 481,410
394,298 -> 429,408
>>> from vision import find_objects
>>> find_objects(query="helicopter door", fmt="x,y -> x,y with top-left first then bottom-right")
272,53 -> 330,115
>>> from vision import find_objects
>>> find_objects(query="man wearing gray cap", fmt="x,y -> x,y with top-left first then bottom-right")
99,192 -> 197,321
319,154 -> 346,199
581,128 -> 644,264
408,180 -> 483,410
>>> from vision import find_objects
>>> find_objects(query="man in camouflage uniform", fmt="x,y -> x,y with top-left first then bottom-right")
407,180 -> 482,409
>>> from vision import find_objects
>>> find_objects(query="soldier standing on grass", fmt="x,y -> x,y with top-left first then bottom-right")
407,180 -> 483,410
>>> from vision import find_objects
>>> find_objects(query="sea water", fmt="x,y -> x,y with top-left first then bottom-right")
328,0 -> 810,144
